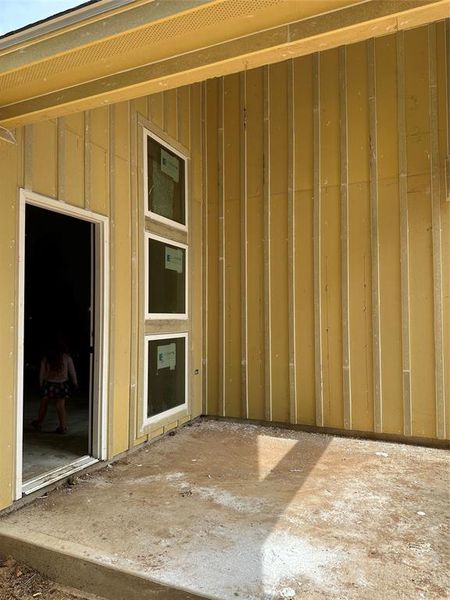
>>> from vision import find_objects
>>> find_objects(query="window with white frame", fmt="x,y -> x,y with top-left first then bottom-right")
144,130 -> 187,229
143,333 -> 188,425
145,232 -> 187,320
142,127 -> 190,428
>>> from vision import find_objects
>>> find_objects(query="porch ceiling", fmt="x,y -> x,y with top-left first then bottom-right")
0,0 -> 448,128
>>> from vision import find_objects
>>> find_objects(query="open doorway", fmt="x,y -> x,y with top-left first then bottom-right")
17,190 -> 109,498
22,204 -> 92,484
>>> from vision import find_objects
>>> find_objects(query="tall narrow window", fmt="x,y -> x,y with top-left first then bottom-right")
142,127 -> 189,429
145,233 -> 187,320
144,333 -> 187,424
145,132 -> 187,229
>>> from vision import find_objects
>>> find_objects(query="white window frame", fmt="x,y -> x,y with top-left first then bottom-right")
16,189 -> 109,499
145,231 -> 188,321
143,332 -> 188,428
143,128 -> 188,232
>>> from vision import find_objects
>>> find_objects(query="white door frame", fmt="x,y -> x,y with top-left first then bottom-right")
15,189 -> 110,499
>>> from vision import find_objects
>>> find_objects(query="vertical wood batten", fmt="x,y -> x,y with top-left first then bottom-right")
191,84 -> 202,417
57,117 -> 65,201
339,46 -> 352,430
128,101 -> 138,445
447,20 -> 450,201
218,78 -> 226,417
162,91 -> 167,132
175,89 -> 180,141
187,86 -> 194,418
428,24 -> 446,439
84,111 -> 91,209
24,125 -> 33,190
240,72 -> 249,418
108,105 -> 116,456
201,82 -> 209,415
287,59 -> 297,425
263,65 -> 272,422
445,19 -> 450,440
205,80 -> 220,416
368,39 -> 383,433
313,53 -> 324,427
397,31 -> 412,437
19,125 -> 25,188
0,136 -> 18,509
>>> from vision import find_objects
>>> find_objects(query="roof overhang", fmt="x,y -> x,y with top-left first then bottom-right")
0,0 -> 448,128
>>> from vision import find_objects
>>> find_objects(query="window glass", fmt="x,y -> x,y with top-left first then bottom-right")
147,336 -> 186,418
147,237 -> 186,316
147,136 -> 186,226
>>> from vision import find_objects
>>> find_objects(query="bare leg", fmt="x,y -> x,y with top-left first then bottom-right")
37,397 -> 49,424
55,398 -> 67,431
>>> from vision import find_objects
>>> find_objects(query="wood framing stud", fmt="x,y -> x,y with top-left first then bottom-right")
339,46 -> 352,431
263,65 -> 273,422
287,59 -> 297,426
368,38 -> 383,433
313,52 -> 324,428
240,71 -> 249,419
428,24 -> 446,439
397,31 -> 412,437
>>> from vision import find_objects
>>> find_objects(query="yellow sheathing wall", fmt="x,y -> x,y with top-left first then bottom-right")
0,87 -> 202,510
0,132 -> 22,509
203,22 -> 450,441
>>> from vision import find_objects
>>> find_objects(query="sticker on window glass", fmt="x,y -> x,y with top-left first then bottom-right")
161,148 -> 179,183
165,246 -> 183,274
151,163 -> 174,219
157,342 -> 176,370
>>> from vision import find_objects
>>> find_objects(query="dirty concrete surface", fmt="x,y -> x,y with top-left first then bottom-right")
1,420 -> 449,599
22,394 -> 89,481
0,556 -> 105,600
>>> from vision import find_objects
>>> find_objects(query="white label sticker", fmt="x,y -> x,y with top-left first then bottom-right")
161,148 -> 180,183
165,246 -> 183,274
151,162 -> 174,219
157,343 -> 176,370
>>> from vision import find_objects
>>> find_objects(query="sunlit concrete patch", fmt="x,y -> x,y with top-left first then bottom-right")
156,522 -> 347,599
0,420 -> 449,600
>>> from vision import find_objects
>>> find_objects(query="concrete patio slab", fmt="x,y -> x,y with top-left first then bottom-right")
0,420 -> 449,599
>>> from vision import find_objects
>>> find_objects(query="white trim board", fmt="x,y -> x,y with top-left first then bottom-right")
15,189 -> 110,500
22,456 -> 98,496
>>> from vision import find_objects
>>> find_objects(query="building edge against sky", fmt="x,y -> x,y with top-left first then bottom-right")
0,0 -> 449,511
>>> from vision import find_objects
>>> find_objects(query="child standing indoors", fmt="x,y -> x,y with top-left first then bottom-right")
32,336 -> 78,434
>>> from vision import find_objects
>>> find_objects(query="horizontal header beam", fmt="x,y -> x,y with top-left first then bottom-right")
0,0 -> 448,127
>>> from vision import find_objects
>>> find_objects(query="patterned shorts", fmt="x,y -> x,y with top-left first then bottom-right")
42,381 -> 70,400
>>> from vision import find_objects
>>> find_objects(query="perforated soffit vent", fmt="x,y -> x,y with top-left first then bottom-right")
0,0 -> 280,94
